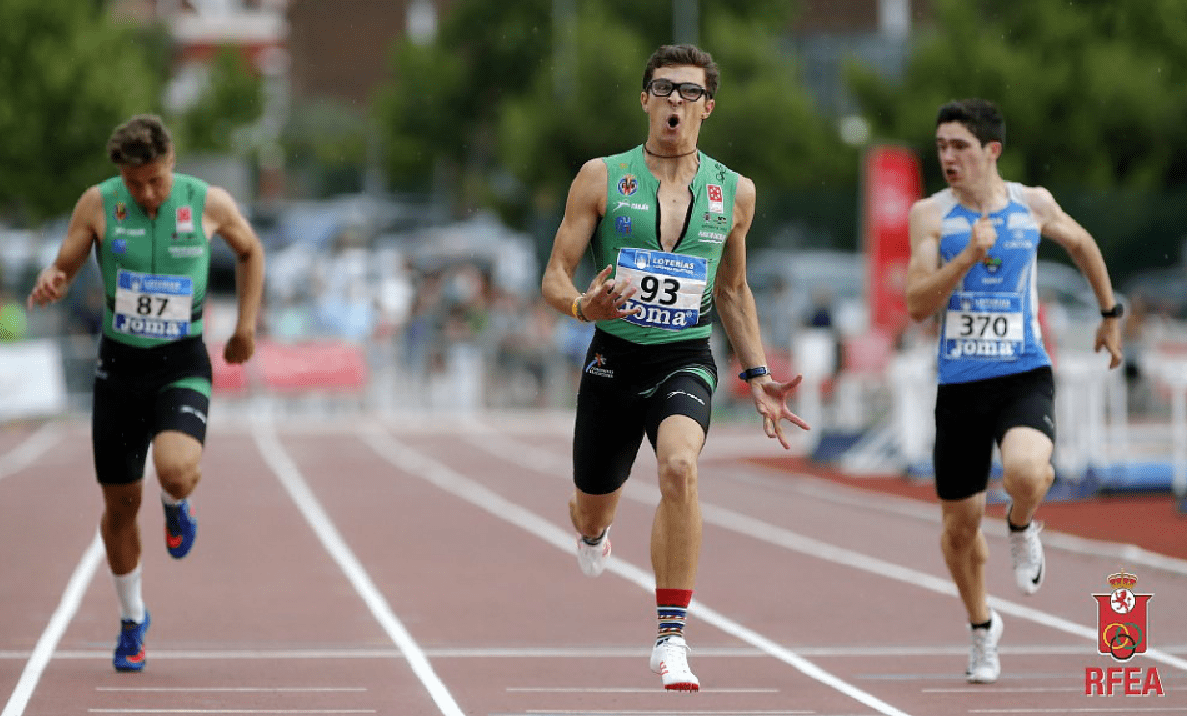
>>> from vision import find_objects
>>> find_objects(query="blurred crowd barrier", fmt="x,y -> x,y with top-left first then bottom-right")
3,247 -> 1185,498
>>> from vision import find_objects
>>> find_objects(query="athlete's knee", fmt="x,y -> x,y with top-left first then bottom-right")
657,453 -> 698,501
1000,456 -> 1053,493
941,508 -> 982,551
155,454 -> 201,497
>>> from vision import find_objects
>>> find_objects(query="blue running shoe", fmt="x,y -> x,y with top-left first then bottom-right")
163,499 -> 197,559
113,611 -> 150,672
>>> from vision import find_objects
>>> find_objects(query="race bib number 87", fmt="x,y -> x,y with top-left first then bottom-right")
113,269 -> 194,339
615,248 -> 708,331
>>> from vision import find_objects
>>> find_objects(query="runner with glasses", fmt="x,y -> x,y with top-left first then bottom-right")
541,43 -> 809,691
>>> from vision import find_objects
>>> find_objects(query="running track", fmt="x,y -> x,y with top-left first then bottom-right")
2,412 -> 1185,716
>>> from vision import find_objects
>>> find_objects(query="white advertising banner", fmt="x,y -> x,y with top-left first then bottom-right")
0,340 -> 67,421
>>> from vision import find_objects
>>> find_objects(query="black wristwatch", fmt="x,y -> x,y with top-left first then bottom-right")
1101,303 -> 1124,319
738,366 -> 770,381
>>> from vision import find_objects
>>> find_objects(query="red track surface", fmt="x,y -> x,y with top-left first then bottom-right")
2,413 -> 1185,716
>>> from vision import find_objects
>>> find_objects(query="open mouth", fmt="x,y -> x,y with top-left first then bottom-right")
667,114 -> 680,129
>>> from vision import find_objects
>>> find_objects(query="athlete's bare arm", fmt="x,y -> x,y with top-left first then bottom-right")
715,176 -> 809,446
1022,185 -> 1122,367
540,159 -> 637,321
27,187 -> 104,308
713,176 -> 765,370
205,186 -> 264,364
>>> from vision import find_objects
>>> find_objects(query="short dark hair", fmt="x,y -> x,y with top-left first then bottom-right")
107,114 -> 173,166
935,98 -> 1004,148
642,44 -> 719,98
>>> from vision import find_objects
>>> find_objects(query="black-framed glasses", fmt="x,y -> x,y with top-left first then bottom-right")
647,78 -> 709,101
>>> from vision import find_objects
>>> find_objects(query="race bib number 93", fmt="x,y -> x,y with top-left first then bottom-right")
615,248 -> 708,331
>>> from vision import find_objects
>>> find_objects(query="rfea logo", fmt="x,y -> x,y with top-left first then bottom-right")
1085,571 -> 1164,697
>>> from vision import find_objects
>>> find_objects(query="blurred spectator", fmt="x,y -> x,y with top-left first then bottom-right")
806,286 -> 835,329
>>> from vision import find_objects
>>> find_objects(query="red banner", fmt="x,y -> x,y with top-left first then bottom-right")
863,145 -> 922,336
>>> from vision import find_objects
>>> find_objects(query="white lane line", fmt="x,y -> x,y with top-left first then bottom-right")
251,420 -> 463,716
96,688 -> 367,693
361,427 -> 916,716
506,687 -> 780,693
736,466 -> 1187,577
0,422 -> 64,481
464,427 -> 1187,675
88,710 -> 376,714
13,643 -> 1178,661
969,709 -> 1187,714
2,531 -> 104,716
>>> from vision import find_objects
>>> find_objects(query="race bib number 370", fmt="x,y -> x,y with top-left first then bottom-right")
113,269 -> 194,339
943,292 -> 1024,360
615,248 -> 708,331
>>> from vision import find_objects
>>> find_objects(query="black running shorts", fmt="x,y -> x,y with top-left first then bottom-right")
572,329 -> 717,496
932,366 -> 1055,501
92,336 -> 213,485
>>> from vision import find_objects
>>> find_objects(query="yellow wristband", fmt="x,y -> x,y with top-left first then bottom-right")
571,294 -> 589,322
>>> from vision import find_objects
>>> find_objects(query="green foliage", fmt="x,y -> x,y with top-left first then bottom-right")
846,0 -> 1187,273
0,0 -> 163,223
848,0 -> 1187,194
375,0 -> 849,235
174,46 -> 265,154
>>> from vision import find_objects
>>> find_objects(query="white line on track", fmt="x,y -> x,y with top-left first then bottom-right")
87,710 -> 377,714
968,709 -> 1187,714
0,422 -> 64,481
1,531 -> 104,716
462,425 -> 1187,675
360,426 -> 917,716
505,687 -> 780,694
251,419 -> 463,716
96,688 -> 368,693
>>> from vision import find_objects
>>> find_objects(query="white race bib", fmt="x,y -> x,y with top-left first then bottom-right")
943,292 -> 1024,360
615,248 -> 708,331
113,269 -> 194,339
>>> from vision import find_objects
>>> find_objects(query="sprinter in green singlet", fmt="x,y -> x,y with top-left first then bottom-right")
28,115 -> 265,673
541,44 -> 810,691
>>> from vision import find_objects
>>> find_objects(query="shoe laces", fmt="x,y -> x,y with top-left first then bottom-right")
969,626 -> 995,668
1010,522 -> 1042,565
118,620 -> 141,649
658,637 -> 692,671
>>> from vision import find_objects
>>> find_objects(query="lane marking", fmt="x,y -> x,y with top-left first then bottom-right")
506,687 -> 780,694
8,644 -> 1182,661
0,422 -> 64,481
969,709 -> 1187,714
464,427 -> 1187,675
2,531 -> 104,716
88,710 -> 376,714
733,466 -> 1187,577
361,427 -> 916,716
96,688 -> 367,693
252,420 -> 463,716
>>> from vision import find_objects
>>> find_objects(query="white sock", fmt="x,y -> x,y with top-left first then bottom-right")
111,564 -> 146,623
161,489 -> 182,506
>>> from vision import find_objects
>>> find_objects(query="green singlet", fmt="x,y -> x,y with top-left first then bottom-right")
591,145 -> 738,345
96,173 -> 211,349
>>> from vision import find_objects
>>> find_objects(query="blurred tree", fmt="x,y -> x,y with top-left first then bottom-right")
173,46 -> 265,154
0,0 -> 164,224
374,0 -> 854,235
847,0 -> 1187,273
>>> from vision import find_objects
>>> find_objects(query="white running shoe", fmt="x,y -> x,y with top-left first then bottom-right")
1008,520 -> 1045,595
650,635 -> 699,691
576,527 -> 611,577
967,610 -> 1004,684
